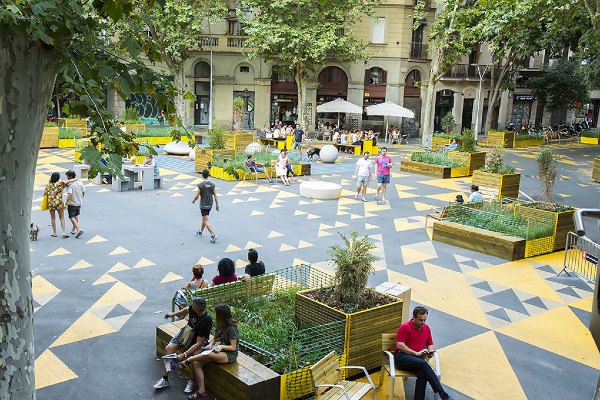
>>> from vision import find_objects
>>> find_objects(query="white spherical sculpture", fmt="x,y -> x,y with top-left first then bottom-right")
319,144 -> 339,163
300,180 -> 342,200
245,142 -> 263,156
164,141 -> 192,155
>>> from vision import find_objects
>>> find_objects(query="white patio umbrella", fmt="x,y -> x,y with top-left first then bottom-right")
316,98 -> 362,128
365,101 -> 415,142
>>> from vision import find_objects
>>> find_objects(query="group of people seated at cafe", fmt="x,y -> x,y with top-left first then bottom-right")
259,120 -> 298,139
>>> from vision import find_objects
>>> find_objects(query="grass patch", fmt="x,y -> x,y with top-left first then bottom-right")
514,133 -> 543,141
58,128 -> 83,139
581,130 -> 600,139
410,151 -> 464,167
433,132 -> 462,140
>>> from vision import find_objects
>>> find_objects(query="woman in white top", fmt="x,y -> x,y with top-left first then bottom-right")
273,128 -> 280,138
276,149 -> 291,186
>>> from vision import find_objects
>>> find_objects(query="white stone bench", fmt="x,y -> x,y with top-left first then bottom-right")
73,164 -> 90,179
164,141 -> 192,155
111,176 -> 131,192
154,176 -> 163,189
299,180 -> 342,200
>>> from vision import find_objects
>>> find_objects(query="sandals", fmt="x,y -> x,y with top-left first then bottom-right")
188,391 -> 207,399
62,234 -> 69,238
51,234 -> 57,237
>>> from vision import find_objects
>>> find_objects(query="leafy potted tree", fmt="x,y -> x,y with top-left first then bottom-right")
514,147 -> 575,251
446,129 -> 486,175
195,123 -> 235,172
472,144 -> 521,200
295,232 -> 409,371
431,112 -> 460,151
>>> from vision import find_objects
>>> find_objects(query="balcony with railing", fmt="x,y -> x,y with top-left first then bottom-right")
443,64 -> 497,79
197,35 -> 251,52
409,43 -> 429,60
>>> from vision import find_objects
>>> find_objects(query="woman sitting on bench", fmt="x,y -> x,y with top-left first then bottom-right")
181,304 -> 239,399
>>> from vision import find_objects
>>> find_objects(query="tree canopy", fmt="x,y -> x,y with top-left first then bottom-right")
528,60 -> 590,111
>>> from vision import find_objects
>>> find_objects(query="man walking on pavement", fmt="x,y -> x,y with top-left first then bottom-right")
354,151 -> 373,202
192,169 -> 219,243
65,170 -> 85,238
375,147 -> 392,203
293,124 -> 304,152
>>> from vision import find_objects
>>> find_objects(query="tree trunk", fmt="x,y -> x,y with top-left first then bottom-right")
0,36 -> 58,400
295,64 -> 308,131
421,46 -> 442,147
170,64 -> 187,126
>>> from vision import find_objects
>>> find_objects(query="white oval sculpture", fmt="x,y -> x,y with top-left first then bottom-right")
319,144 -> 339,163
164,141 -> 192,155
299,180 -> 342,200
245,142 -> 263,156
189,147 -> 196,160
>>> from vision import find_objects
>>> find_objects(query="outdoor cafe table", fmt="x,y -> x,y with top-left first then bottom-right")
122,164 -> 155,191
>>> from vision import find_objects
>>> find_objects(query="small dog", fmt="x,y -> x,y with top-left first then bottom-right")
306,147 -> 321,161
30,223 -> 39,241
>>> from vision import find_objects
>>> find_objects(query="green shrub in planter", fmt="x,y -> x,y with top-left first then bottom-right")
581,130 -> 600,139
480,144 -> 515,174
58,128 -> 83,139
433,132 -> 462,140
410,151 -> 464,167
458,129 -> 477,153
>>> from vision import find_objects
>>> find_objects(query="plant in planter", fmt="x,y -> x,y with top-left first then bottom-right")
410,151 -> 463,167
207,123 -> 226,150
536,147 -> 558,203
441,111 -> 455,134
472,144 -> 520,200
480,144 -> 515,175
296,232 -> 408,370
457,129 -> 477,153
232,97 -> 245,133
122,106 -> 142,124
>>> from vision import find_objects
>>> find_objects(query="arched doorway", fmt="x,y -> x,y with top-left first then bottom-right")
317,66 -> 348,128
194,61 -> 211,126
434,89 -> 455,132
362,67 -> 386,132
403,70 -> 422,137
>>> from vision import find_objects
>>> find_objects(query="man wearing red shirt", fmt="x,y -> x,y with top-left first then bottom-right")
395,306 -> 453,400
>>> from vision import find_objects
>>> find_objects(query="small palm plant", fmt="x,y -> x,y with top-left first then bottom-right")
329,232 -> 378,307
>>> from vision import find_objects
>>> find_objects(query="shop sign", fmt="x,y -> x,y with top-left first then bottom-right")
273,93 -> 298,101
514,94 -> 535,101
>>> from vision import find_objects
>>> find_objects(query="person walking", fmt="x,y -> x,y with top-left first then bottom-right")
44,172 -> 69,238
192,169 -> 219,243
293,124 -> 304,152
354,151 -> 373,202
65,170 -> 85,238
375,147 -> 392,203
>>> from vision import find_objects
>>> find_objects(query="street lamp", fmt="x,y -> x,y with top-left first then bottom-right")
471,63 -> 489,137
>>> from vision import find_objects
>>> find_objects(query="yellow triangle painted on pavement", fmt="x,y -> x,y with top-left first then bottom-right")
279,243 -> 296,252
396,191 -> 419,199
250,210 -> 264,216
307,213 -> 320,220
255,185 -> 278,193
439,332 -> 526,400
196,256 -> 215,265
107,262 -> 130,273
86,235 -> 108,244
225,244 -> 242,253
365,223 -> 379,230
47,247 -> 71,257
244,241 -> 262,249
319,223 -> 334,230
294,210 -> 308,216
318,231 -> 333,237
93,274 -> 118,285
268,230 -> 284,238
32,276 -> 60,296
276,190 -> 299,199
171,193 -> 184,198
133,258 -> 155,269
418,178 -> 463,191
160,272 -> 183,284
335,221 -> 348,228
338,197 -> 361,205
108,246 -> 129,256
35,349 -> 78,389
69,260 -> 93,270
292,258 -> 311,266
298,240 -> 313,249
413,201 -> 438,211
50,311 -> 117,348
298,200 -> 311,205
97,188 -> 111,193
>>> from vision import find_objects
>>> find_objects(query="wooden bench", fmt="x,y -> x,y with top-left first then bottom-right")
334,143 -> 362,156
309,351 -> 375,400
425,205 -> 450,228
73,163 -> 90,179
156,320 -> 280,400
478,186 -> 500,203
259,137 -> 277,147
378,333 -> 441,400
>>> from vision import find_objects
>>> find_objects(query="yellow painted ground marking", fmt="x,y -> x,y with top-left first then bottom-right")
439,332 -> 526,400
86,235 -> 107,243
107,262 -> 130,273
412,201 -> 438,211
47,247 -> 71,257
224,244 -> 242,253
497,305 -> 600,369
268,230 -> 284,238
108,246 -> 129,256
35,349 -> 78,389
297,240 -> 313,249
244,241 -> 262,249
68,260 -> 93,270
468,260 -> 563,303
133,258 -> 155,269
160,272 -> 183,284
93,274 -> 118,285
279,243 -> 296,252
250,210 -> 264,216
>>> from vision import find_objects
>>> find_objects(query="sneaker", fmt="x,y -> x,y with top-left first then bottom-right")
374,195 -> 379,201
210,235 -> 218,243
184,380 -> 195,394
362,198 -> 367,202
153,378 -> 169,390
196,231 -> 202,237
354,194 -> 358,199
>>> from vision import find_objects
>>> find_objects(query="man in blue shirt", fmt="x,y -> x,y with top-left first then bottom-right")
468,184 -> 484,203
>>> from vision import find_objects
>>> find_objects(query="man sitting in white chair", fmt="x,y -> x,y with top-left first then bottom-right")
394,306 -> 454,400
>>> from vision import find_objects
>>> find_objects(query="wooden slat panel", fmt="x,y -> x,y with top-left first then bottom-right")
433,220 -> 526,260
401,160 -> 451,179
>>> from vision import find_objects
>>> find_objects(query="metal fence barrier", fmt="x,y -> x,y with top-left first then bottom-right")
559,231 -> 599,283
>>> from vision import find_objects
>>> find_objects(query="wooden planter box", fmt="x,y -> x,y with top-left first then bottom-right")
295,289 -> 406,372
513,138 -> 544,147
472,170 -> 521,200
431,137 -> 461,152
58,118 -> 88,136
195,148 -> 236,172
401,160 -> 469,178
483,131 -> 515,148
225,132 -> 255,150
58,138 -> 78,148
581,136 -> 600,145
433,220 -> 526,260
40,127 -> 59,148
126,123 -> 146,134
514,205 -> 575,251
448,151 -> 486,175
593,158 -> 600,183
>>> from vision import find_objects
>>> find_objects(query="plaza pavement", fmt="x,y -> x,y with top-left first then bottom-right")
30,141 -> 600,400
